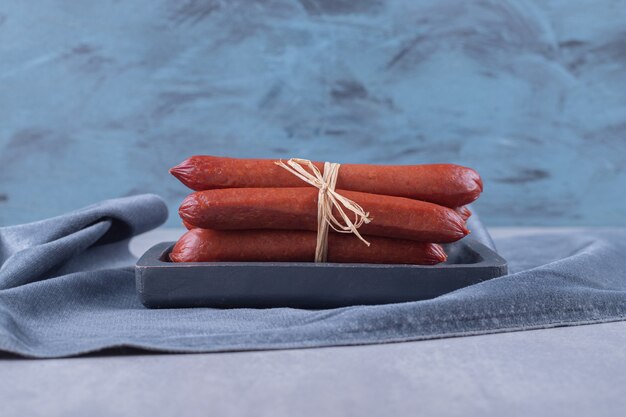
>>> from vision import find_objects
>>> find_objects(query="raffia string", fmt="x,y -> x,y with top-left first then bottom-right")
274,158 -> 372,262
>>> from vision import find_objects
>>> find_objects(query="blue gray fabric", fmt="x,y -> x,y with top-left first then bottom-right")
0,195 -> 625,358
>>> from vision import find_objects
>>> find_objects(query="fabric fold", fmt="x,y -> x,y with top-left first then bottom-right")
0,194 -> 167,290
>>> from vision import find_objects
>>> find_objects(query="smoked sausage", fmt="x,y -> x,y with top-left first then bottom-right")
182,219 -> 195,230
179,188 -> 469,243
455,206 -> 472,221
170,156 -> 483,208
170,228 -> 447,265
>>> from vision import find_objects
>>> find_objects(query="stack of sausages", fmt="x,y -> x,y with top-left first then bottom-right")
169,156 -> 483,265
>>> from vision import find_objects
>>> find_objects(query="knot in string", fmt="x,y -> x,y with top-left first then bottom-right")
274,158 -> 372,262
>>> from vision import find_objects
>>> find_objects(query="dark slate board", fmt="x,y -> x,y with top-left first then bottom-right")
136,239 -> 507,309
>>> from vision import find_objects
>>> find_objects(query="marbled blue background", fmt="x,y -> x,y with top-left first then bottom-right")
1,0 -> 625,227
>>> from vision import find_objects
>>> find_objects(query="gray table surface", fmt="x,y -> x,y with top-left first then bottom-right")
2,228 -> 625,417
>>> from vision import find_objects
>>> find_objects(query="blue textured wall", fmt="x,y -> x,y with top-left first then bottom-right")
1,0 -> 625,226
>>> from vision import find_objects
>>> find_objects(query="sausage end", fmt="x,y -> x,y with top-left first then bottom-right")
170,157 -> 202,190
